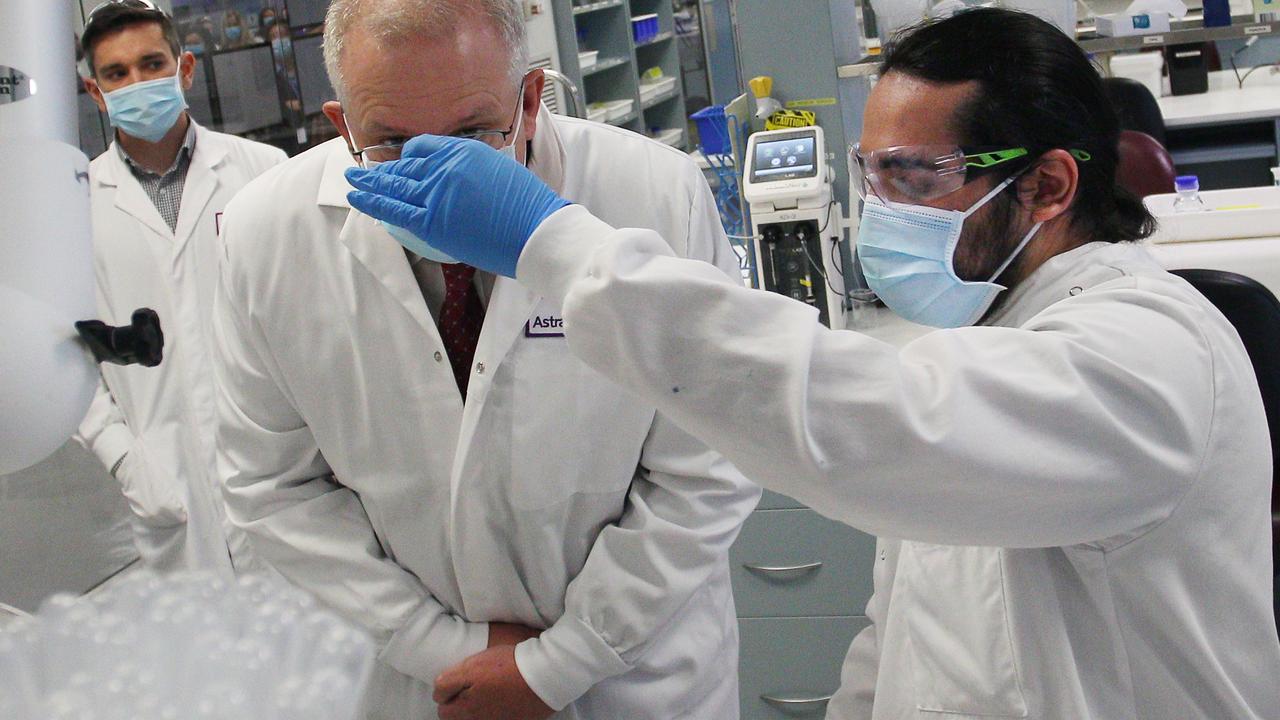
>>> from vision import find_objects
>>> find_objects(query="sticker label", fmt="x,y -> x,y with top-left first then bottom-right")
785,98 -> 837,109
765,109 -> 817,131
0,66 -> 35,105
525,299 -> 565,337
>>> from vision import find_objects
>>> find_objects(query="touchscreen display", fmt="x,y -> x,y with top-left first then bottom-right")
752,135 -> 817,182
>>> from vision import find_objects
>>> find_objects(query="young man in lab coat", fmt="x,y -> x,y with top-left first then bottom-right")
76,1 -> 286,574
347,8 -> 1280,719
211,0 -> 759,718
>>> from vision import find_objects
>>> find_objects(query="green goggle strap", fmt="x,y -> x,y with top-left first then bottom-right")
964,146 -> 1093,169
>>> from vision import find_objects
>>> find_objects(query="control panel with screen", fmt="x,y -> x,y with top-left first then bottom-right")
742,126 -> 829,212
750,133 -> 817,183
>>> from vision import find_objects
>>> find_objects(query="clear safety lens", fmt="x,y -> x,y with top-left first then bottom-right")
849,144 -> 969,205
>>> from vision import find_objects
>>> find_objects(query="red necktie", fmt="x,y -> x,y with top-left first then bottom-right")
439,264 -> 486,398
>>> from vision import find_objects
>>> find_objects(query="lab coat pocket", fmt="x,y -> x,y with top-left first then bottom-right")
509,338 -> 650,511
115,434 -> 188,529
900,543 -> 1028,718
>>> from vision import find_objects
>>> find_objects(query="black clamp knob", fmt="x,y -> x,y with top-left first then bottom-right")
75,308 -> 164,368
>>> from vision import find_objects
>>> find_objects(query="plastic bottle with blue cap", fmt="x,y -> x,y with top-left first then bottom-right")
1173,175 -> 1207,213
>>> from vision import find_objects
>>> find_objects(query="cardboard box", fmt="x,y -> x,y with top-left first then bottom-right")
1095,11 -> 1171,36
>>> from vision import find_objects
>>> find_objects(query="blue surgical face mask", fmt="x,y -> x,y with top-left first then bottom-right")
102,72 -> 188,144
187,44 -> 205,56
262,15 -> 277,27
225,26 -> 242,41
856,176 -> 1043,328
379,221 -> 460,264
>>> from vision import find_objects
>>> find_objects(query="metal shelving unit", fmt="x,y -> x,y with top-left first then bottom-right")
636,31 -> 675,48
551,0 -> 690,146
572,0 -> 624,16
1077,14 -> 1279,53
582,56 -> 629,76
836,14 -> 1280,79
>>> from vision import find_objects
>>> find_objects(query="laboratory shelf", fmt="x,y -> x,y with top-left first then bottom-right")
641,88 -> 678,110
635,31 -> 674,48
837,15 -> 1280,79
1171,142 -> 1279,165
608,110 -> 639,126
572,0 -> 624,16
1076,15 -> 1279,54
582,56 -> 629,77
553,0 -> 688,139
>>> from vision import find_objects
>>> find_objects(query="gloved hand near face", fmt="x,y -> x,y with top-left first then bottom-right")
345,135 -> 570,278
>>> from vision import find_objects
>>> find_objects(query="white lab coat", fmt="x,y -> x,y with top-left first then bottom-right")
77,122 -> 285,574
516,208 -> 1280,719
212,108 -> 759,719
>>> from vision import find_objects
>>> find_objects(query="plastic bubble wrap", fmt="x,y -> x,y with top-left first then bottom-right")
0,571 -> 375,720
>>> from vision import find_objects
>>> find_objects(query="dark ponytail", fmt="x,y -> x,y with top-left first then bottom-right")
882,8 -> 1156,243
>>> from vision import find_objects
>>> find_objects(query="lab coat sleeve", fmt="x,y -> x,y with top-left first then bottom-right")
687,170 -> 748,282
75,376 -> 134,474
513,187 -> 760,710
75,375 -> 187,527
516,206 -> 1213,549
212,234 -> 488,688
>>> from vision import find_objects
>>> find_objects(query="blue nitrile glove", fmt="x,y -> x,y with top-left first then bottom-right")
345,135 -> 571,278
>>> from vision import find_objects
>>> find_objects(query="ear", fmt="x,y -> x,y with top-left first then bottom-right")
84,76 -> 108,114
521,69 -> 545,142
179,51 -> 196,91
323,100 -> 356,153
1016,148 -> 1079,224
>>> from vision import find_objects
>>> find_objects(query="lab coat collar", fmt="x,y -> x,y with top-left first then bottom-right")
95,121 -> 228,245
317,137 -> 356,209
527,103 -> 568,195
116,118 -> 198,177
983,241 -> 1140,328
172,124 -> 229,253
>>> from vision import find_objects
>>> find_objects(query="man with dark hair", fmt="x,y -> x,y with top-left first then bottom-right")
348,8 -> 1280,718
76,0 -> 286,575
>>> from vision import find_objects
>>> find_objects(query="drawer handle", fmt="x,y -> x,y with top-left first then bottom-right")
743,561 -> 823,576
761,693 -> 834,707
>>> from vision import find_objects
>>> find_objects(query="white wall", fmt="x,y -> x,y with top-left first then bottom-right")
0,440 -> 136,613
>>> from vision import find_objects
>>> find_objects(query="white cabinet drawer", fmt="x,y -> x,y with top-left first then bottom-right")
738,616 -> 869,720
731,508 -> 876,618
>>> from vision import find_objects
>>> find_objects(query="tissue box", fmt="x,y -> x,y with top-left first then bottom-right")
1095,12 -> 1171,36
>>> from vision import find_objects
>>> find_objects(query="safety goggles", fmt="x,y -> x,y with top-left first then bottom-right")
346,73 -> 531,167
849,143 -> 1093,205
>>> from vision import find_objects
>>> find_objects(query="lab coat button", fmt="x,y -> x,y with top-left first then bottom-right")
1069,286 -> 1083,296
476,362 -> 486,374
434,351 -> 443,363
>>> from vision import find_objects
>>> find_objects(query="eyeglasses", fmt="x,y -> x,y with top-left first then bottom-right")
346,74 -> 531,167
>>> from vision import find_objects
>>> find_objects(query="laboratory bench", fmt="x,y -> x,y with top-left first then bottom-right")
1150,233 -> 1280,294
1158,70 -> 1280,190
